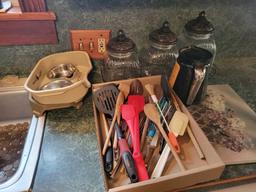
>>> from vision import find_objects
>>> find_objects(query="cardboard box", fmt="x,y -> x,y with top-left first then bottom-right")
92,75 -> 225,192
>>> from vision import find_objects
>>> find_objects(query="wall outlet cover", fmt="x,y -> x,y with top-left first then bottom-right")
70,30 -> 111,60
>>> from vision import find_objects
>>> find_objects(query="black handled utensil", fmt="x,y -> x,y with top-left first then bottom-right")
115,123 -> 138,183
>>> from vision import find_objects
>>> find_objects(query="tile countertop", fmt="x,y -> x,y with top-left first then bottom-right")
32,61 -> 256,192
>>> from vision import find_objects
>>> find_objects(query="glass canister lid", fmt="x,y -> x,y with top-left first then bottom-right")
185,11 -> 214,35
149,21 -> 177,46
107,29 -> 136,54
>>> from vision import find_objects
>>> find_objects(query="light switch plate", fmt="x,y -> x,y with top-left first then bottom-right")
70,30 -> 111,60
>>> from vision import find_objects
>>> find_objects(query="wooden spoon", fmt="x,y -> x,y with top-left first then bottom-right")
144,103 -> 185,171
145,84 -> 181,153
118,82 -> 130,99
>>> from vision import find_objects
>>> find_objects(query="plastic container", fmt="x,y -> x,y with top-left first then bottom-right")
24,51 -> 92,105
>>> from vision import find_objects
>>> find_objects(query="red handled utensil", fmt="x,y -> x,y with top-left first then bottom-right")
115,122 -> 138,183
121,95 -> 149,181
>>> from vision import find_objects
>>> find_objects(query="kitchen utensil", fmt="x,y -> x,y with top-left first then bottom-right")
47,63 -> 76,79
101,113 -> 111,147
144,130 -> 160,165
129,79 -> 144,95
141,117 -> 150,149
170,89 -> 205,159
114,122 -> 138,183
121,105 -> 148,181
145,84 -> 180,153
121,95 -> 149,181
104,91 -> 125,154
93,85 -> 138,182
40,79 -> 73,90
144,103 -> 185,171
104,147 -> 113,174
93,84 -> 119,155
113,131 -> 118,150
118,83 -> 130,98
151,141 -> 173,179
110,158 -> 122,179
100,113 -> 114,173
168,63 -> 181,88
173,46 -> 212,105
162,73 -> 204,159
161,74 -> 172,101
169,111 -> 189,136
161,74 -> 189,136
186,66 -> 206,105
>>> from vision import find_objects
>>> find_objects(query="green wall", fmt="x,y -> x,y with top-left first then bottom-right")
0,0 -> 255,109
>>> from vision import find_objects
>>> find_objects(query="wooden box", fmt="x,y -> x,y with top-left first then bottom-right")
92,75 -> 225,192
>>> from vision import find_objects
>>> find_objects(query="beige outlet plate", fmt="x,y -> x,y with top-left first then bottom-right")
98,38 -> 106,53
70,30 -> 111,60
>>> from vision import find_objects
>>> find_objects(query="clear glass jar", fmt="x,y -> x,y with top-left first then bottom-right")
178,11 -> 216,68
140,21 -> 178,76
101,30 -> 141,82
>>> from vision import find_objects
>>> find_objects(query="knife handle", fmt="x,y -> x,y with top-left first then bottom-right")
118,139 -> 138,183
104,146 -> 113,174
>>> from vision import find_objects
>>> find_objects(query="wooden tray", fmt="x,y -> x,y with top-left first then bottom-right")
92,75 -> 225,192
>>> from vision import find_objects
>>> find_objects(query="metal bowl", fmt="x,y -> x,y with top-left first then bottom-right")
40,79 -> 73,90
47,64 -> 76,79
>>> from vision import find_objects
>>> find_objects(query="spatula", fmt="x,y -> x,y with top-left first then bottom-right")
121,95 -> 149,181
161,74 -> 189,136
101,91 -> 125,155
170,89 -> 205,159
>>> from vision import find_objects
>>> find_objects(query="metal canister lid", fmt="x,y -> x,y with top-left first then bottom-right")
149,21 -> 177,45
185,11 -> 214,35
107,30 -> 136,54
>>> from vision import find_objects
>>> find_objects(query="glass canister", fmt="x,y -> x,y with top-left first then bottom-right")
140,21 -> 178,76
178,11 -> 216,68
101,30 -> 141,81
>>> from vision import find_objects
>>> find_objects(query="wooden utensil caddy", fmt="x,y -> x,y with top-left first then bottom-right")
92,75 -> 225,192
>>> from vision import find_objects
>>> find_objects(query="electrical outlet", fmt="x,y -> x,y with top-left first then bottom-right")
98,38 -> 106,53
70,30 -> 111,60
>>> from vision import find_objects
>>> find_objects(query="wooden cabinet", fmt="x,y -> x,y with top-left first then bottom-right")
0,1 -> 57,45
